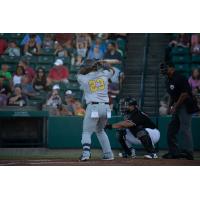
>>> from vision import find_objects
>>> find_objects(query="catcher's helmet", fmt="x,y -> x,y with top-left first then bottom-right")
125,97 -> 137,106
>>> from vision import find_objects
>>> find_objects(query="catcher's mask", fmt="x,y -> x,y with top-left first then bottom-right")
119,97 -> 137,115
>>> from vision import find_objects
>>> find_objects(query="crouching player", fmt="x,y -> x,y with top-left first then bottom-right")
105,98 -> 160,159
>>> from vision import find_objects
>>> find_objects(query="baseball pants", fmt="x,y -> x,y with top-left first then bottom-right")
81,103 -> 113,157
125,128 -> 160,147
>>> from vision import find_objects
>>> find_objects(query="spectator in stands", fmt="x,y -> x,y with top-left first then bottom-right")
12,66 -> 25,86
5,41 -> 20,57
76,41 -> 88,58
63,90 -> 76,115
0,64 -> 12,89
104,42 -> 122,64
47,59 -> 69,86
21,75 -> 37,97
75,55 -> 84,66
0,36 -> 7,55
21,33 -> 42,46
165,34 -> 190,63
42,33 -> 54,49
24,34 -> 41,56
73,100 -> 85,116
76,33 -> 92,47
33,67 -> 47,91
18,58 -> 36,83
8,85 -> 27,106
177,33 -> 190,48
188,68 -> 200,94
191,34 -> 200,55
0,76 -> 11,106
87,45 -> 104,60
90,37 -> 106,53
115,42 -> 124,57
54,42 -> 69,58
45,84 -> 63,115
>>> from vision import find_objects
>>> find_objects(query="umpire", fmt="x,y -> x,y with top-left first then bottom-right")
160,63 -> 199,160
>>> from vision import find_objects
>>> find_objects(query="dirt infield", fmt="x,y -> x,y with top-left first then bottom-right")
0,157 -> 200,166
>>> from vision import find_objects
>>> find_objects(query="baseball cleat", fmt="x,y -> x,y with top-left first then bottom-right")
102,156 -> 114,160
144,153 -> 158,159
79,153 -> 91,161
118,151 -> 136,158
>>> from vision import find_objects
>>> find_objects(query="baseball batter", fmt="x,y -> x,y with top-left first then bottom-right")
77,60 -> 114,161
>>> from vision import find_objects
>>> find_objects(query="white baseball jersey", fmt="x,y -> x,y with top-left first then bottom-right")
77,70 -> 113,104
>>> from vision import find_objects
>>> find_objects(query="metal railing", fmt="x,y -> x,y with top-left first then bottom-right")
139,34 -> 150,110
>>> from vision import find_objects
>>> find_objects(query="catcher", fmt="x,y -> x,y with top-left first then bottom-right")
106,98 -> 160,159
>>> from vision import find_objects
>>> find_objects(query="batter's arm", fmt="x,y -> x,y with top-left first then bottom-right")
78,66 -> 92,75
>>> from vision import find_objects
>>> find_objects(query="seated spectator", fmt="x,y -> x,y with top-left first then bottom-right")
115,42 -> 123,57
73,100 -> 85,116
47,59 -> 69,86
0,77 -> 11,106
0,36 -> 7,55
75,55 -> 84,66
54,43 -> 69,58
63,40 -> 75,54
188,68 -> 200,95
5,41 -> 20,57
191,34 -> 200,55
8,85 -> 27,106
21,75 -> 37,97
18,58 -> 36,83
62,90 -> 76,115
104,42 -> 122,64
42,33 -> 54,49
165,34 -> 190,63
76,42 -> 88,58
44,84 -> 63,115
0,64 -> 12,89
12,65 -> 25,86
76,33 -> 92,47
87,45 -> 104,60
33,67 -> 47,91
91,37 -> 106,53
177,33 -> 190,48
21,33 -> 42,46
24,34 -> 41,56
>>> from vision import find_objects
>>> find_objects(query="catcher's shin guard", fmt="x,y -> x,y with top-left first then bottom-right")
137,130 -> 155,154
116,129 -> 131,155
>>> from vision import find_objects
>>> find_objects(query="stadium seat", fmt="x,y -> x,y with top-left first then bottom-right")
66,82 -> 80,91
174,64 -> 190,72
0,55 -> 20,64
192,55 -> 200,63
70,65 -> 81,73
38,55 -> 54,64
171,55 -> 191,64
171,47 -> 190,56
190,64 -> 200,70
23,55 -> 38,64
116,38 -> 126,52
68,73 -> 77,82
40,48 -> 54,56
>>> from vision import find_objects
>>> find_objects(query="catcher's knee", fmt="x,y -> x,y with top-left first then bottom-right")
116,129 -> 126,140
136,129 -> 148,139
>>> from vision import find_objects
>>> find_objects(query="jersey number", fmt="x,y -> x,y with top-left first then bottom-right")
89,79 -> 105,93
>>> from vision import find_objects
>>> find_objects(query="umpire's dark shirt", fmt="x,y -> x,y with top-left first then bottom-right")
166,71 -> 192,105
126,108 -> 156,137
